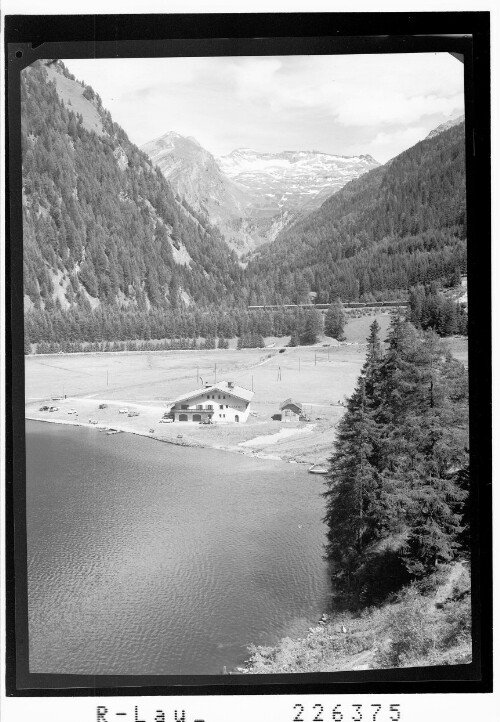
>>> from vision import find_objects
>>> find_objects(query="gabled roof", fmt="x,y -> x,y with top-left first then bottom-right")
279,398 -> 303,411
173,380 -> 254,404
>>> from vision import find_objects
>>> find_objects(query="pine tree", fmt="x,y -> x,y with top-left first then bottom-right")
324,298 -> 346,340
324,320 -> 383,596
324,318 -> 469,602
300,309 -> 323,345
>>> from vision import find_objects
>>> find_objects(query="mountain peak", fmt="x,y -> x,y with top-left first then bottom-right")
142,131 -> 203,152
426,115 -> 465,140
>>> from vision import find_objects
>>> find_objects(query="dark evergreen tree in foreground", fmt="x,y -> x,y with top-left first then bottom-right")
324,316 -> 469,603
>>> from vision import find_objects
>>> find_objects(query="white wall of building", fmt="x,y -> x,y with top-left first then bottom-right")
173,389 -> 251,423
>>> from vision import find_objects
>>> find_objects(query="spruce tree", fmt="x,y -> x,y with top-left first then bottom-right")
324,298 -> 346,340
324,320 -> 382,595
300,309 -> 323,345
324,317 -> 469,602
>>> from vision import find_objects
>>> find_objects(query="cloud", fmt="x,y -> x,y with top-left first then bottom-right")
63,53 -> 464,160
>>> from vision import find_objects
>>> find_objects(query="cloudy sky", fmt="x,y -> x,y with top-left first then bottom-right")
64,53 -> 464,163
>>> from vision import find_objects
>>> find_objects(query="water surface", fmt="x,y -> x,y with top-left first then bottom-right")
26,421 -> 330,675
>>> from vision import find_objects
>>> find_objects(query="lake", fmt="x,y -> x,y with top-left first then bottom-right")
26,420 -> 331,675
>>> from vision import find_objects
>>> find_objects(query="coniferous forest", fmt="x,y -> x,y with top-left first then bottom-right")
324,317 -> 469,604
19,54 -> 474,676
244,123 -> 466,304
22,60 -> 467,349
22,61 -> 244,322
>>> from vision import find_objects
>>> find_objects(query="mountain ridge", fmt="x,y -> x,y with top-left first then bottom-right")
22,60 -> 244,315
141,132 -> 380,254
244,120 -> 466,304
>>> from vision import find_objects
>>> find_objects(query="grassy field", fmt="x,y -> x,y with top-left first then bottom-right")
25,314 -> 467,464
25,343 -> 364,463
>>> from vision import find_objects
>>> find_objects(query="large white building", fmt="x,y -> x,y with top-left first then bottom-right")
171,381 -> 254,423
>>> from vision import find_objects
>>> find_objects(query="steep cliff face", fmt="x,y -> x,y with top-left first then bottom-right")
142,133 -> 380,255
22,61 -> 243,313
141,132 -> 264,254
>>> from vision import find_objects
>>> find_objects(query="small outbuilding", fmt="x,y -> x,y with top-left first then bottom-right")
279,398 -> 303,422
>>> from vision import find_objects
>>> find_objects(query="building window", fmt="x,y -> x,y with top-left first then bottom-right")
181,404 -> 188,410
207,404 -> 213,410
219,404 -> 224,409
179,414 -> 188,422
223,396 -> 226,399
196,405 -> 202,410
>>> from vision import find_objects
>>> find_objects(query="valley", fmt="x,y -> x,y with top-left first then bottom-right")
25,311 -> 467,465
141,132 -> 379,254
25,338 -> 365,466
18,53 -> 473,679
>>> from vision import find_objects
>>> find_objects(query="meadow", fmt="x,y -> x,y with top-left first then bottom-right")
25,313 -> 467,465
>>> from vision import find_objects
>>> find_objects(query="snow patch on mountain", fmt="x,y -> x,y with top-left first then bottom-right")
217,148 -> 380,216
142,132 -> 380,255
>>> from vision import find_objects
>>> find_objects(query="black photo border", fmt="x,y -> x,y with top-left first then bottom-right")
4,11 -> 492,697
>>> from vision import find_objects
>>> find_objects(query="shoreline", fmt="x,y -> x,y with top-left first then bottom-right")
25,414 -> 313,465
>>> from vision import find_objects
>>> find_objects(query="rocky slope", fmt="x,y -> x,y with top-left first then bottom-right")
142,133 -> 380,255
245,562 -> 471,673
22,61 -> 243,314
218,148 -> 379,217
426,114 -> 465,140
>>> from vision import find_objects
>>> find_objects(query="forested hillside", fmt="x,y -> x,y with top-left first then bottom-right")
21,60 -> 467,347
244,123 -> 466,304
22,60 -> 243,319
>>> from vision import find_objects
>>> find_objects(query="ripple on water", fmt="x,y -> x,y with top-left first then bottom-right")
26,421 -> 331,675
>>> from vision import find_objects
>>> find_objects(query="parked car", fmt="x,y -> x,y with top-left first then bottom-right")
48,406 -> 59,412
118,408 -> 129,414
39,405 -> 50,411
99,403 -> 108,409
128,411 -> 139,417
159,418 -> 173,423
